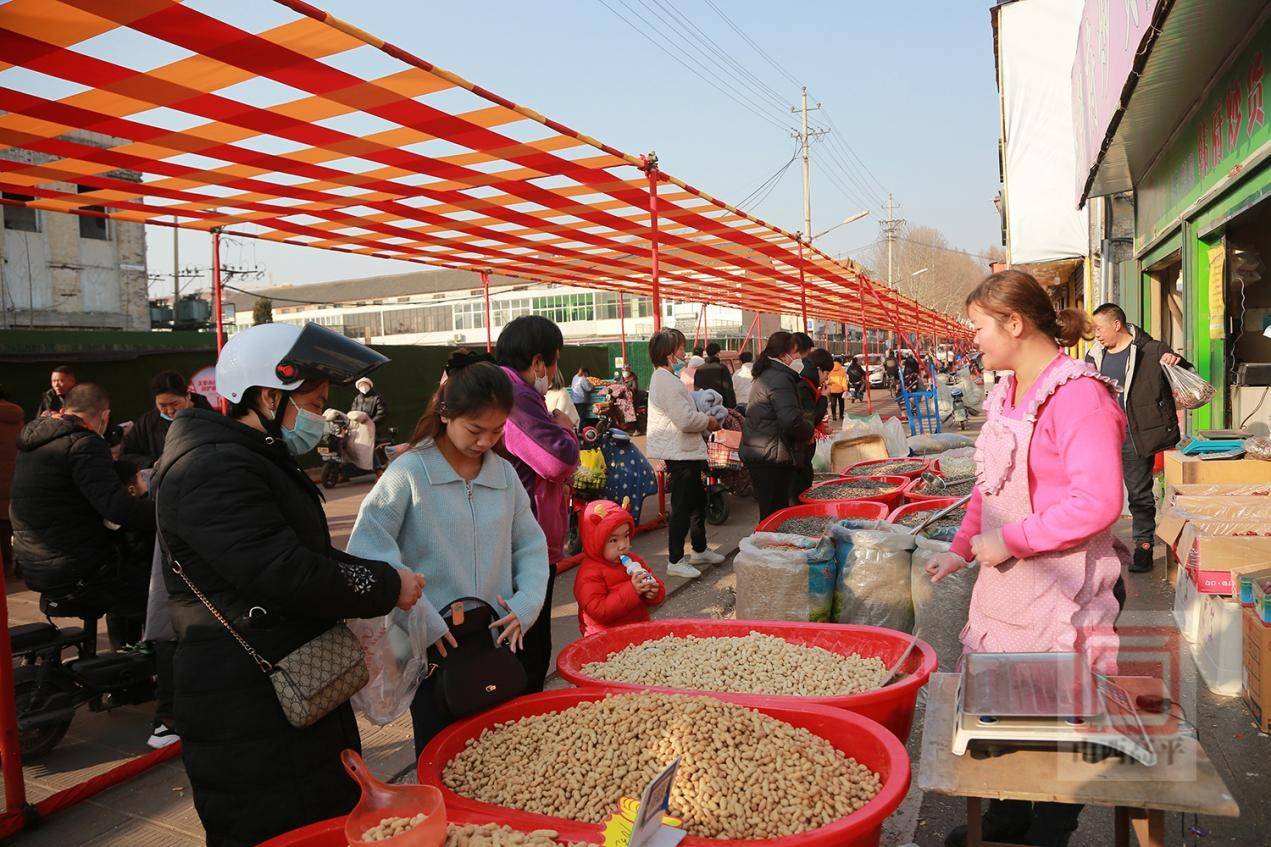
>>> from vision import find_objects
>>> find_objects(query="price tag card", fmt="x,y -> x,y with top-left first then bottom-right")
628,758 -> 684,847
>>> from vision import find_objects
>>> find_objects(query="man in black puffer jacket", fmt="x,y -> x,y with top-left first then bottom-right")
10,384 -> 155,642
740,332 -> 816,519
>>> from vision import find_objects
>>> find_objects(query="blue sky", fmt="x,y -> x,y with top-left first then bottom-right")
132,0 -> 1003,294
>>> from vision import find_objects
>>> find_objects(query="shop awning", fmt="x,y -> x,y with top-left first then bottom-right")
0,0 -> 967,339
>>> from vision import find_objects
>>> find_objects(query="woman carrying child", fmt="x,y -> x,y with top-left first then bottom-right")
926,270 -> 1127,847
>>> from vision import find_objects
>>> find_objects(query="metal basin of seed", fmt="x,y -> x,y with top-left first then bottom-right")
803,478 -> 900,501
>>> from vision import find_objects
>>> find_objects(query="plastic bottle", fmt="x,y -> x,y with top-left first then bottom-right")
620,554 -> 650,580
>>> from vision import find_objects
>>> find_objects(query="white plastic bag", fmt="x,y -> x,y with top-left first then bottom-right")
910,536 -> 978,671
829,523 -> 915,632
350,604 -> 433,725
1163,362 -> 1215,410
734,533 -> 837,622
881,416 -> 909,457
1244,436 -> 1271,461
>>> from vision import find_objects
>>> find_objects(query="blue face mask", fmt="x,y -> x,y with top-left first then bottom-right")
159,412 -> 174,422
281,399 -> 326,456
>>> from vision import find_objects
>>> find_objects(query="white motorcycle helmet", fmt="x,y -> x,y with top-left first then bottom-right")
216,322 -> 388,404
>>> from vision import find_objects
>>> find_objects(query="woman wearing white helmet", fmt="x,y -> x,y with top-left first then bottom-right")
152,322 -> 425,847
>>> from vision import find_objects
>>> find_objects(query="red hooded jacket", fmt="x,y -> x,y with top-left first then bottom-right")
573,500 -> 665,637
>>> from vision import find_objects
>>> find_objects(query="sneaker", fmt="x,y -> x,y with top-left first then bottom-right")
688,548 -> 726,566
147,722 -> 180,750
1129,542 -> 1154,573
666,560 -> 702,579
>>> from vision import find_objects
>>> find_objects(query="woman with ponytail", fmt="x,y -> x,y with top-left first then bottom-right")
347,349 -> 548,753
926,271 -> 1126,847
739,331 -> 816,519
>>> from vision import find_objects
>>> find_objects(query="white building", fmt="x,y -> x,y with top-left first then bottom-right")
223,268 -> 756,348
0,132 -> 149,331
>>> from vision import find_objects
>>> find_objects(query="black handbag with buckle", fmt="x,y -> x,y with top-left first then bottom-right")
428,597 -> 526,719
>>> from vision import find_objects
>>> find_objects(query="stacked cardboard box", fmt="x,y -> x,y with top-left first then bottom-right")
1243,607 -> 1271,733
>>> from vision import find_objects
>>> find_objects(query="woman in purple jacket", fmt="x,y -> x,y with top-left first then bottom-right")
496,316 -> 580,691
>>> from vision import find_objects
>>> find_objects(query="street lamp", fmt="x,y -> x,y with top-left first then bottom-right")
911,267 -> 929,277
811,210 -> 869,241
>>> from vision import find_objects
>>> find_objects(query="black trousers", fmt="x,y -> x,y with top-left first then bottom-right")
1121,435 -> 1156,545
155,639 -> 177,727
829,392 -> 845,419
518,564 -> 556,693
747,463 -> 799,520
665,459 -> 707,563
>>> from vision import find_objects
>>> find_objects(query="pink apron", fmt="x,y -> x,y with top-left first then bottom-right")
962,356 -> 1122,674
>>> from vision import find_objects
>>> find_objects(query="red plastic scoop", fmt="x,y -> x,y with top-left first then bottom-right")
342,749 -> 446,846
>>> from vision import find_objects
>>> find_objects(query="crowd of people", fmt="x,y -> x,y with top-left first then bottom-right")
0,266 -> 1193,847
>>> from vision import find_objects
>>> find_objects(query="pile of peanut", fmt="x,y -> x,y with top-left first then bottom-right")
359,814 -> 428,842
442,693 -> 882,840
446,823 -> 591,846
581,631 -> 887,696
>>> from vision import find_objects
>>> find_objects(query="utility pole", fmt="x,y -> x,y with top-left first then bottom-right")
172,216 -> 180,329
880,193 -> 905,291
791,87 -> 827,247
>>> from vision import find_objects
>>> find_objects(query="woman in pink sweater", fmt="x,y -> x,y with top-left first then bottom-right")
928,270 -> 1126,847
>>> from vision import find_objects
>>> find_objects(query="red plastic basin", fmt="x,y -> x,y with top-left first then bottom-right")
799,474 -> 908,511
842,457 -> 931,480
555,619 -> 935,740
259,808 -> 603,846
755,500 -> 889,533
419,689 -> 911,847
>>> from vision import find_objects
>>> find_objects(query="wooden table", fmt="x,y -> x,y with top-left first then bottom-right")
917,674 -> 1239,846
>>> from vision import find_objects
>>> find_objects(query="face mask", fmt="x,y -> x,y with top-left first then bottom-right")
787,356 -> 803,372
159,412 -> 174,422
281,399 -> 326,456
533,364 -> 551,396
357,386 -> 370,395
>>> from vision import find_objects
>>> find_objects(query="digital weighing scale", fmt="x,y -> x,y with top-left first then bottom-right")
951,653 -> 1158,766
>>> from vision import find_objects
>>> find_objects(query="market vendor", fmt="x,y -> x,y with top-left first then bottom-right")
927,269 -> 1127,847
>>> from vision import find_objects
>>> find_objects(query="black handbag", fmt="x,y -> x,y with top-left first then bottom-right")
428,597 -> 526,719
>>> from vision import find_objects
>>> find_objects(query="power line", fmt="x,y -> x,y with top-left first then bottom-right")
700,0 -> 802,88
736,142 -> 801,210
893,235 -> 997,263
594,0 -> 793,132
815,135 -> 885,211
819,107 -> 890,201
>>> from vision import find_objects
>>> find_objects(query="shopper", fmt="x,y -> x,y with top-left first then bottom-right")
693,343 -> 737,408
739,331 -> 815,519
36,365 -> 77,416
545,370 -> 580,428
0,386 -> 22,574
572,499 -> 665,637
494,316 -> 579,693
826,356 -> 848,420
121,370 -> 199,469
347,352 -> 548,753
732,351 -> 754,409
680,354 -> 704,389
1085,303 -> 1186,573
646,328 -> 723,579
350,376 -> 388,427
846,355 -> 867,402
794,348 -> 834,494
153,322 -> 421,847
926,270 -> 1125,847
10,384 -> 155,631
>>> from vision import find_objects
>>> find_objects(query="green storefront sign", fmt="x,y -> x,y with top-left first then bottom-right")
1137,23 -> 1270,249
1133,20 -> 1271,430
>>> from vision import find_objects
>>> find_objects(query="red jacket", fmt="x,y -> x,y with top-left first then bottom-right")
574,552 -> 666,637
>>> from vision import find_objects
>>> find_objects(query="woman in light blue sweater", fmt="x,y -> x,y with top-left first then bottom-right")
346,352 -> 548,752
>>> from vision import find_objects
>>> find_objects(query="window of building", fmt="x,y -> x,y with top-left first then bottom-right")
453,300 -> 485,330
383,304 -> 451,335
342,311 -> 382,339
76,185 -> 109,240
492,297 -> 533,326
531,292 -> 594,324
594,291 -> 652,320
2,193 -> 38,232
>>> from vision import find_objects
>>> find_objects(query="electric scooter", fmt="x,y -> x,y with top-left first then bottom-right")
318,410 -> 396,489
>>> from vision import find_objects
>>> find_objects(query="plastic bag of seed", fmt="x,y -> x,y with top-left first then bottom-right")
734,532 -> 838,622
829,523 -> 915,632
910,536 -> 978,671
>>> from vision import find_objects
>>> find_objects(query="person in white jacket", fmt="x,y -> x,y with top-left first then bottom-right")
646,329 -> 724,578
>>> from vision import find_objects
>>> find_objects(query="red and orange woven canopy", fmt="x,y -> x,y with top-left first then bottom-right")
0,0 -> 966,338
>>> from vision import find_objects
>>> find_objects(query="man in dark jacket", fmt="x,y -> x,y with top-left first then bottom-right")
740,346 -> 815,519
350,376 -> 387,426
1086,304 -> 1187,573
10,383 -> 155,638
36,365 -> 77,417
121,370 -> 205,469
693,343 -> 737,408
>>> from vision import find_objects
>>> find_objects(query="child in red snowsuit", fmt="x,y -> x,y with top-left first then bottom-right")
573,500 -> 666,637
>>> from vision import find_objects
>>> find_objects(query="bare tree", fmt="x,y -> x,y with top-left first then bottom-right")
853,224 -> 990,322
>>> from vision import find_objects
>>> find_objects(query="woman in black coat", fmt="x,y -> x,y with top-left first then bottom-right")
739,331 -> 815,520
153,323 -> 424,847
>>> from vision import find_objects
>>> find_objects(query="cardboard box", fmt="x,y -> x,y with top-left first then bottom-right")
1164,451 -> 1271,486
1255,577 -> 1271,625
1240,568 -> 1271,606
1158,520 -> 1271,594
1243,607 -> 1271,733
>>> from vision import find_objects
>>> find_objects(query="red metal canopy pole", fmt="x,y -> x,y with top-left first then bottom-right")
797,238 -> 808,332
0,580 -> 26,831
480,269 -> 492,352
645,154 -> 663,333
857,286 -> 873,414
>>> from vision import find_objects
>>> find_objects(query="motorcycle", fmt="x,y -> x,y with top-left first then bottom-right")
703,414 -> 751,526
318,409 -> 396,489
9,593 -> 157,758
949,386 -> 969,430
